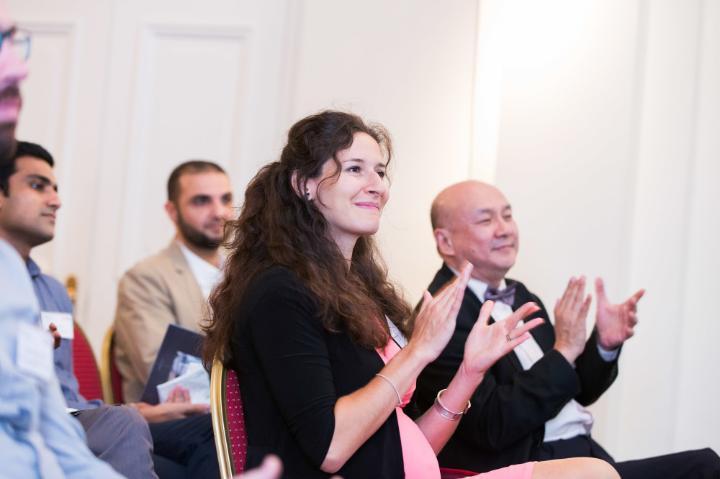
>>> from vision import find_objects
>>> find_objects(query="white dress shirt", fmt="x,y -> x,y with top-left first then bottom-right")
178,242 -> 223,300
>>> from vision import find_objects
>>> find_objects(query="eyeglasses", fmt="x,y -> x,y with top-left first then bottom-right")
0,27 -> 31,61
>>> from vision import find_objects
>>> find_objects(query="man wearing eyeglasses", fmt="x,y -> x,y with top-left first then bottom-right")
0,3 -> 124,477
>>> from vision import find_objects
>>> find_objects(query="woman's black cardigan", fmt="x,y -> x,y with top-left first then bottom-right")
230,266 -> 418,478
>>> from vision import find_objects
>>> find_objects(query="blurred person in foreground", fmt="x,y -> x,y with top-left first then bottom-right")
0,3 -> 122,477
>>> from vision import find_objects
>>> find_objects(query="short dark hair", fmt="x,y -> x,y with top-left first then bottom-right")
0,141 -> 55,195
167,160 -> 226,203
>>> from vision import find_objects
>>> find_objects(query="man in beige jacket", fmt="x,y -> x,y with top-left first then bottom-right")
114,160 -> 234,402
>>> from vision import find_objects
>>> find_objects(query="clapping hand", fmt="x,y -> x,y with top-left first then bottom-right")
553,276 -> 592,363
595,278 -> 645,350
409,263 -> 473,365
461,301 -> 544,377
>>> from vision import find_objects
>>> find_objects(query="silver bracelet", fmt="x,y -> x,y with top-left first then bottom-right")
433,388 -> 471,421
375,373 -> 402,406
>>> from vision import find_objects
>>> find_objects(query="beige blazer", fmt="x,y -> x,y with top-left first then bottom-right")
113,241 -> 206,403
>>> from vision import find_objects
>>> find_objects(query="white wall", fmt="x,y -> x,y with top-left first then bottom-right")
8,0 -> 718,462
287,0 -> 479,300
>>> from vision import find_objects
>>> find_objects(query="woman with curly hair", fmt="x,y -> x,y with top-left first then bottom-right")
204,110 -> 618,479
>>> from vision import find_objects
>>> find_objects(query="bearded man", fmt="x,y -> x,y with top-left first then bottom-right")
114,160 -> 234,402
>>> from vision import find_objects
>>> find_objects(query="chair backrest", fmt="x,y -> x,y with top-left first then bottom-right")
439,467 -> 480,479
100,326 -> 124,404
72,322 -> 103,401
210,359 -> 247,479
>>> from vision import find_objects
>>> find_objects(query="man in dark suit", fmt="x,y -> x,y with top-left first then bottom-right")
414,180 -> 720,478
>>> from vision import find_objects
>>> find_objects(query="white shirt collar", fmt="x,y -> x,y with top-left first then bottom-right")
448,265 -> 506,302
177,241 -> 223,300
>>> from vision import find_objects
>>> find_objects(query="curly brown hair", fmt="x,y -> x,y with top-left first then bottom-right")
203,111 -> 413,365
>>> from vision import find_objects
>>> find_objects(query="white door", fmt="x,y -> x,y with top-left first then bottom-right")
10,0 -> 297,351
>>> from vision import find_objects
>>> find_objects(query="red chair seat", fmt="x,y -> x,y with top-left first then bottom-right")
72,323 -> 103,401
225,368 -> 247,472
440,467 -> 481,479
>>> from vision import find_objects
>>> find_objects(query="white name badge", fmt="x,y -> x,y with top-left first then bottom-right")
386,316 -> 408,348
41,311 -> 74,339
16,322 -> 54,382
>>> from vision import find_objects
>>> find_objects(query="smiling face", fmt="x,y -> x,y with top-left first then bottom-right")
306,132 -> 389,257
433,181 -> 519,286
0,156 -> 61,258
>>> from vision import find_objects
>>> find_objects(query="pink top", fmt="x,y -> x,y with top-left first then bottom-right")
376,339 -> 536,479
377,340 -> 441,479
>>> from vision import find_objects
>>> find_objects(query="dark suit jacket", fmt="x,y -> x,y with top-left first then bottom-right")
230,266 -> 406,479
413,264 -> 619,473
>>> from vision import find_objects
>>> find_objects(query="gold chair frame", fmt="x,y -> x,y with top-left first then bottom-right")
99,326 -> 116,404
210,359 -> 235,479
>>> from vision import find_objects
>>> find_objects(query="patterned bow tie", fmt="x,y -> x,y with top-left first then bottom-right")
483,283 -> 516,306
